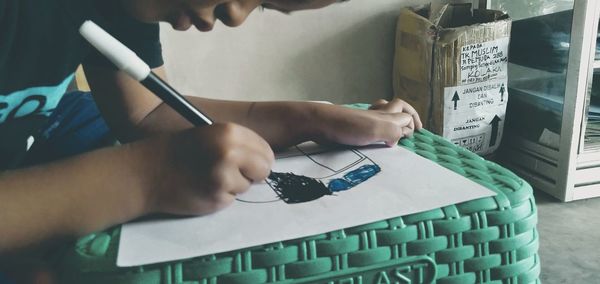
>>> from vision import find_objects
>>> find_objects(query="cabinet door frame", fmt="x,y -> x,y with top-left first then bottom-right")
560,0 -> 600,200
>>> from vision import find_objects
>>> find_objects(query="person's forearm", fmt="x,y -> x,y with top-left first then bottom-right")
84,65 -> 321,148
138,97 -> 322,149
0,143 -> 152,253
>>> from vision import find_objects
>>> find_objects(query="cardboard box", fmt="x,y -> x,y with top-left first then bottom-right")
393,3 -> 511,155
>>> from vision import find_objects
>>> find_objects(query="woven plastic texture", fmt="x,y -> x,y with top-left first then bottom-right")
58,122 -> 540,283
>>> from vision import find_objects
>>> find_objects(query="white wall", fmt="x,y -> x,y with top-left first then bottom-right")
160,0 -> 425,104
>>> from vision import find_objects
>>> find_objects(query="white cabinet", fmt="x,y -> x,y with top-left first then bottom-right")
488,0 -> 600,201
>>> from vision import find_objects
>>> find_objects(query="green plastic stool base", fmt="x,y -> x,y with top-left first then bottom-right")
57,105 -> 540,284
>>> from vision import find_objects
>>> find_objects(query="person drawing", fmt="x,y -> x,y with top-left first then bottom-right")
0,0 -> 422,279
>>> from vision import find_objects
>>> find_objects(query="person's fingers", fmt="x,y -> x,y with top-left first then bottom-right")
216,124 -> 274,184
370,99 -> 400,113
238,149 -> 273,184
215,142 -> 272,195
369,98 -> 423,130
207,162 -> 252,197
377,112 -> 413,147
238,125 -> 276,164
402,119 -> 415,137
199,124 -> 273,195
395,100 -> 423,129
172,175 -> 239,215
369,99 -> 389,110
206,191 -> 237,213
229,170 -> 253,196
379,98 -> 423,130
413,115 -> 423,130
237,133 -> 274,184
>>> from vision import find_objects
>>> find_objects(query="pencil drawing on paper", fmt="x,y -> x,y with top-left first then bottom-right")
237,144 -> 381,204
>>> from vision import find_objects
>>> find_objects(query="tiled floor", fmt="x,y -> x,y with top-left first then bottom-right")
535,191 -> 600,283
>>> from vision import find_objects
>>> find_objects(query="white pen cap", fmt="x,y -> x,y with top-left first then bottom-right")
79,20 -> 151,81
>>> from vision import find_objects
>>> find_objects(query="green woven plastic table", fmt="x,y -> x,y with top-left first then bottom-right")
57,126 -> 540,283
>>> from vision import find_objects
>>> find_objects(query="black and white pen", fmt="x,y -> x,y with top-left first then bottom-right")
78,20 -> 213,126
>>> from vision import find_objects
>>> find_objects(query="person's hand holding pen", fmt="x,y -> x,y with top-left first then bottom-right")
79,21 -> 274,216
131,123 -> 274,216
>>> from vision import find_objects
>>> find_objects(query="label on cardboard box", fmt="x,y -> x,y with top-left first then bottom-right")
439,36 -> 511,155
442,79 -> 508,154
460,37 -> 510,85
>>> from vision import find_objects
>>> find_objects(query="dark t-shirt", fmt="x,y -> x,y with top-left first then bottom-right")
0,0 -> 164,168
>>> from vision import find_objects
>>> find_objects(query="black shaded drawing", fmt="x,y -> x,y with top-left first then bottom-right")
267,171 -> 331,204
237,145 -> 381,205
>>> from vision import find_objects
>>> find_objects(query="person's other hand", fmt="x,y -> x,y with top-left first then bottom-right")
368,98 -> 423,130
310,98 -> 423,147
134,123 -> 274,216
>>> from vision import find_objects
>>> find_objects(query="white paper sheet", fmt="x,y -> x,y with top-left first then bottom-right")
118,144 -> 495,267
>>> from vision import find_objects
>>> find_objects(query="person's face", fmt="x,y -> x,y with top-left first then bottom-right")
121,0 -> 340,31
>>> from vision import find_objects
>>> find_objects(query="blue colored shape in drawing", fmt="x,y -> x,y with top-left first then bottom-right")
328,179 -> 352,192
328,164 -> 381,192
345,164 -> 380,184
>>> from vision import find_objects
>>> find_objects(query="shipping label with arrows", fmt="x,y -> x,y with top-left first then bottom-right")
442,37 -> 509,155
